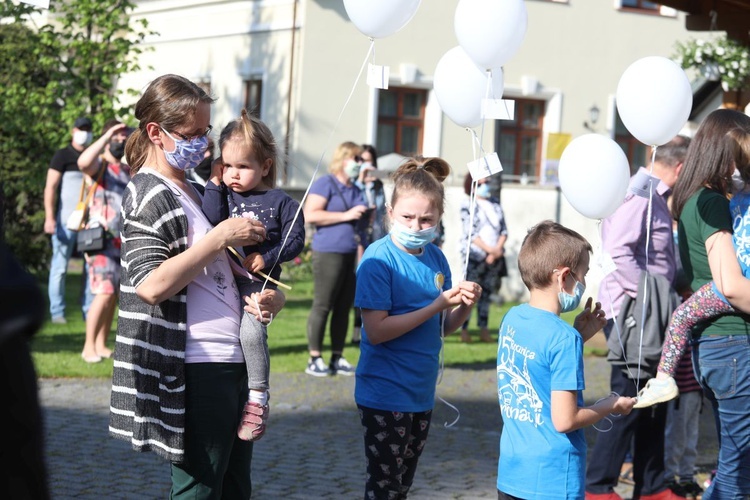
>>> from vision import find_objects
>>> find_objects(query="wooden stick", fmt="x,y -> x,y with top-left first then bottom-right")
227,247 -> 292,290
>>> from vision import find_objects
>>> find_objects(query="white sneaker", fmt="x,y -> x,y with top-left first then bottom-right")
330,357 -> 355,376
305,357 -> 330,377
633,376 -> 679,408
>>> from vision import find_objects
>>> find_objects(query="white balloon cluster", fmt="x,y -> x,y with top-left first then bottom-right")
558,56 -> 692,220
433,0 -> 528,128
342,1 -> 694,224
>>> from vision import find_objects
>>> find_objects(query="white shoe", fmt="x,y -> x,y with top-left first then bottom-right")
330,357 -> 355,376
305,357 -> 330,377
633,376 -> 678,408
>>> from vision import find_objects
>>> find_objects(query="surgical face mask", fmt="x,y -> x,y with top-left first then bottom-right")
476,183 -> 491,198
390,220 -> 438,250
73,130 -> 92,146
731,168 -> 747,194
344,159 -> 361,180
559,278 -> 585,313
161,128 -> 209,172
109,140 -> 126,160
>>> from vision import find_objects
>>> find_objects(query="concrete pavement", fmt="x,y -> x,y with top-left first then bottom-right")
39,355 -> 718,499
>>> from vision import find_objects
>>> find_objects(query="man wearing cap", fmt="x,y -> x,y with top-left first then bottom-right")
43,117 -> 94,323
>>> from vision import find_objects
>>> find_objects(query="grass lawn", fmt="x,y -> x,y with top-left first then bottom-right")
32,262 -> 596,378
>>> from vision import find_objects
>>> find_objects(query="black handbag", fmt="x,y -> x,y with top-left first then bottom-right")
76,225 -> 106,254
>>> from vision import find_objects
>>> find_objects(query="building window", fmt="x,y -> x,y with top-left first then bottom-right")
243,78 -> 263,117
495,99 -> 545,183
617,0 -> 660,12
376,87 -> 426,156
614,112 -> 648,174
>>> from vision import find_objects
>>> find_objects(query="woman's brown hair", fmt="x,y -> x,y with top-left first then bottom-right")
671,109 -> 750,220
125,74 -> 215,174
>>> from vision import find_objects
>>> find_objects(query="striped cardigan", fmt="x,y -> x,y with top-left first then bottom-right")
109,171 -> 191,463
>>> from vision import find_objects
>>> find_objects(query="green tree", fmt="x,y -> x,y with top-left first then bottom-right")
0,0 -> 154,272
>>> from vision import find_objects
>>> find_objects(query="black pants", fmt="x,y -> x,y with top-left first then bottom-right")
585,364 -> 668,497
307,251 -> 357,354
358,405 -> 432,500
170,363 -> 253,499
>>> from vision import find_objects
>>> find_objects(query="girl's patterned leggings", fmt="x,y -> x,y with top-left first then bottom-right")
358,405 -> 432,500
658,282 -> 734,376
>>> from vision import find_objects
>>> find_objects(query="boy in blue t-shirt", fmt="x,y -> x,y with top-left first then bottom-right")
497,221 -> 636,500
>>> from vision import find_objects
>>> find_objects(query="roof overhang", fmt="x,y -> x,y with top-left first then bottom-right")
659,0 -> 750,44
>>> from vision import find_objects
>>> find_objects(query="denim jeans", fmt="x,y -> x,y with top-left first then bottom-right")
692,334 -> 750,499
48,219 -> 92,319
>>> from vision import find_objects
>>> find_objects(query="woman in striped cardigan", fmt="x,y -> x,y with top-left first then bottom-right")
109,74 -> 285,498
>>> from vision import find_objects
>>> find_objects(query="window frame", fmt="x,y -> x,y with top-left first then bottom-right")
242,77 -> 263,118
376,86 -> 427,156
494,98 -> 546,183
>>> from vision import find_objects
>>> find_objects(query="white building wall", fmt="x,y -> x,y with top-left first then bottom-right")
119,0 -> 710,303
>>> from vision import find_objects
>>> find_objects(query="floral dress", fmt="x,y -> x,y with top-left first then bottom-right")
84,161 -> 130,294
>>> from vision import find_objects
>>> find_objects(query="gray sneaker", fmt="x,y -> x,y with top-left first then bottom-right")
305,357 -> 330,377
330,357 -> 355,376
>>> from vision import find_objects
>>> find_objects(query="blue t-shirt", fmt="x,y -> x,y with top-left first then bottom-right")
497,304 -> 586,499
309,174 -> 367,254
730,189 -> 750,277
354,236 -> 451,412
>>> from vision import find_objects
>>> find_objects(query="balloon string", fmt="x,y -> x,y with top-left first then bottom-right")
258,38 -> 375,296
436,311 -> 460,428
635,144 -> 658,389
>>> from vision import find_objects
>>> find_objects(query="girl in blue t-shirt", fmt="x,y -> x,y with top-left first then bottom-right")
354,157 -> 481,499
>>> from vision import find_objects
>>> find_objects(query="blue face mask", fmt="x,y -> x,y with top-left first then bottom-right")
559,279 -> 586,313
161,128 -> 209,171
390,220 -> 438,250
476,183 -> 491,198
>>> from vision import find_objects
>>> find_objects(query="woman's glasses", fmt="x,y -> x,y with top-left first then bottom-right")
165,125 -> 213,142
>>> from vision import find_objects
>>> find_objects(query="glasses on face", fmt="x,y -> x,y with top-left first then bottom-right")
354,155 -> 363,163
163,125 -> 213,142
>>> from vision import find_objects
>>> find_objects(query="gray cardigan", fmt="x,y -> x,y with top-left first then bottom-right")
109,171 -> 191,463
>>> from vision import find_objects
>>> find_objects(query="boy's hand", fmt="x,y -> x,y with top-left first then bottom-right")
573,297 -> 606,342
611,396 -> 637,416
243,252 -> 266,273
209,157 -> 224,186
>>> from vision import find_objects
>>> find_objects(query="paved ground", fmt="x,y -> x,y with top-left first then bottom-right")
39,354 -> 718,499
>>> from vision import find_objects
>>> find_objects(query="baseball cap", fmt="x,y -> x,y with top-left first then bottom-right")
74,117 -> 93,130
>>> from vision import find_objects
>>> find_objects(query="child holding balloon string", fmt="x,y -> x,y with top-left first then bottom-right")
635,127 -> 750,408
354,156 -> 480,499
202,110 -> 306,440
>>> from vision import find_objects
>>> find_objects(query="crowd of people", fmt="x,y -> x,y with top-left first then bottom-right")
36,73 -> 750,499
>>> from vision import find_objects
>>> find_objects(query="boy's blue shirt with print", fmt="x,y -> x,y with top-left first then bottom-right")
497,303 -> 586,499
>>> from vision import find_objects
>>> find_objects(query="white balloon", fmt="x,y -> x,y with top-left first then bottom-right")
433,46 -> 504,128
343,0 -> 422,39
559,134 -> 631,220
616,56 -> 692,146
454,0 -> 527,70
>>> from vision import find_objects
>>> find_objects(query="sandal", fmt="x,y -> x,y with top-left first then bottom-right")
237,400 -> 269,441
